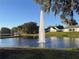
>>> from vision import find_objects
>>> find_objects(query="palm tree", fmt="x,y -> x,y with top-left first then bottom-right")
35,0 -> 51,12
35,0 -> 79,26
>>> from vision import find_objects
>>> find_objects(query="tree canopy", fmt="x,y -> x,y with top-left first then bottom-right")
0,27 -> 11,34
35,0 -> 79,26
12,22 -> 39,34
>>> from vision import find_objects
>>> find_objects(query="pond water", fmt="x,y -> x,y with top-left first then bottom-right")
0,37 -> 79,48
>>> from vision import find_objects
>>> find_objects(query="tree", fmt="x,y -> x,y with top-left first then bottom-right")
1,27 -> 11,35
22,22 -> 38,34
57,25 -> 64,29
11,27 -> 18,35
35,0 -> 79,26
11,22 -> 39,34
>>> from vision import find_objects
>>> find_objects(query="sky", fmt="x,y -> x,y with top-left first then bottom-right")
0,0 -> 79,29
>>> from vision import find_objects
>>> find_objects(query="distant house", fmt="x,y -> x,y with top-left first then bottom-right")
13,31 -> 22,36
46,25 -> 79,32
63,26 -> 79,32
50,27 -> 57,32
45,25 -> 64,32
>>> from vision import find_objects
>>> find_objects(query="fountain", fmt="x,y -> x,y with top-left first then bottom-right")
39,42 -> 45,48
38,10 -> 45,48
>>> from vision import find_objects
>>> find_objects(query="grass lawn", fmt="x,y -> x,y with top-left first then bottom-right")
0,47 -> 79,59
19,32 -> 79,38
46,32 -> 79,37
21,33 -> 38,37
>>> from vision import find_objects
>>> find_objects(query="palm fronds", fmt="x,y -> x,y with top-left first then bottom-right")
35,0 -> 79,26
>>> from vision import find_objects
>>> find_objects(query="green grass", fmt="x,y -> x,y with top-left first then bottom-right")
21,33 -> 38,37
13,32 -> 79,38
46,32 -> 79,37
25,32 -> 79,38
0,47 -> 79,59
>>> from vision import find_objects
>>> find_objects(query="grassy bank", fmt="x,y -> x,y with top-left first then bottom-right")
21,34 -> 38,37
0,47 -> 79,59
0,34 -> 38,39
46,32 -> 79,37
17,32 -> 79,38
1,32 -> 79,38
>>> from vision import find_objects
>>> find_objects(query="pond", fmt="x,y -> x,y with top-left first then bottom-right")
0,37 -> 79,48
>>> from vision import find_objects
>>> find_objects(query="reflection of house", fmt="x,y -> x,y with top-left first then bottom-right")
45,25 -> 64,32
50,37 -> 58,48
63,26 -> 79,32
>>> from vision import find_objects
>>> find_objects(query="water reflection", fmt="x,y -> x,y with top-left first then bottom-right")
0,38 -> 38,47
74,38 -> 79,48
17,38 -> 38,47
69,38 -> 76,48
63,37 -> 76,48
39,43 -> 45,48
0,38 -> 19,47
63,37 -> 70,48
50,37 -> 79,48
50,37 -> 58,48
0,37 -> 79,48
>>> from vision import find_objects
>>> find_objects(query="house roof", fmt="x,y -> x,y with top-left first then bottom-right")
45,26 -> 54,30
46,25 -> 64,31
50,25 -> 64,29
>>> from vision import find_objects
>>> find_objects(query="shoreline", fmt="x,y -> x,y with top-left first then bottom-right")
1,32 -> 79,38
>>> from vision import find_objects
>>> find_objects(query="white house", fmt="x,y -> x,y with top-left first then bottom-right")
50,27 -> 57,32
46,26 -> 63,32
63,26 -> 79,32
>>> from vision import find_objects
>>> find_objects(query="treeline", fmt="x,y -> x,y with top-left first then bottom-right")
0,22 -> 39,35
12,22 -> 39,34
0,27 -> 11,35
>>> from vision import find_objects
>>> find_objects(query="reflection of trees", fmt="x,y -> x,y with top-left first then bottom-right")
15,38 -> 38,47
15,38 -> 22,46
15,38 -> 29,47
